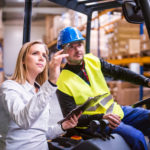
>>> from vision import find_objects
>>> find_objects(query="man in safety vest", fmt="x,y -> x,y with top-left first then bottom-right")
56,27 -> 150,150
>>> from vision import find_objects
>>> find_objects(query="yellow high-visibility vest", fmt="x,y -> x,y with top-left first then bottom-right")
57,53 -> 124,119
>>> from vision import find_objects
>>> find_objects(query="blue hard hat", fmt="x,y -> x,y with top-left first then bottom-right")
57,27 -> 85,50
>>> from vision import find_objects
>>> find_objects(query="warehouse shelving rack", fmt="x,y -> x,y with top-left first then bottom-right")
47,0 -> 150,53
47,0 -> 122,53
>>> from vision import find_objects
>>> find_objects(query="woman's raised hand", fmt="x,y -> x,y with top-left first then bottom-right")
49,50 -> 68,84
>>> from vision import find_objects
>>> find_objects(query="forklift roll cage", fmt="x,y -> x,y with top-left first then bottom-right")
22,1 -> 150,149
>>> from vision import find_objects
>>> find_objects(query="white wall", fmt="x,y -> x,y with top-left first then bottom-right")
4,20 -> 45,76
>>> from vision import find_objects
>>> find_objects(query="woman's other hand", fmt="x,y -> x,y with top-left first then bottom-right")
61,112 -> 82,131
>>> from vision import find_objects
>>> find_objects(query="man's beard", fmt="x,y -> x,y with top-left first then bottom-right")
67,58 -> 83,65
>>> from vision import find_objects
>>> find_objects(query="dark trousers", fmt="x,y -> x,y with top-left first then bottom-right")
111,106 -> 150,150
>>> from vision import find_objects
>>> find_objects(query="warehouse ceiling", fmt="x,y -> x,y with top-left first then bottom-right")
0,0 -> 68,21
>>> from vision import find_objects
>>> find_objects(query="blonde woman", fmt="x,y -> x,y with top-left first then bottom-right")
0,41 -> 80,150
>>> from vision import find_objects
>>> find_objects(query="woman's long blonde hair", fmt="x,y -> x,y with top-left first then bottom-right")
12,41 -> 49,85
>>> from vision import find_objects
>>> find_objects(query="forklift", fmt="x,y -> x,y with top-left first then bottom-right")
23,0 -> 150,149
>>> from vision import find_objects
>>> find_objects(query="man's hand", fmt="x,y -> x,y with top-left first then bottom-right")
103,113 -> 121,129
49,50 -> 68,84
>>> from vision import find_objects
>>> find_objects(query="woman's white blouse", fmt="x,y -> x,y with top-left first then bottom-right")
0,80 -> 64,150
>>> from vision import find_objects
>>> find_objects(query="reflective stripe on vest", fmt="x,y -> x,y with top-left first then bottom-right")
106,103 -> 115,114
87,94 -> 113,111
100,95 -> 113,106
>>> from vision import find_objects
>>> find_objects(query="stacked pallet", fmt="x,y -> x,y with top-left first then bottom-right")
107,19 -> 140,59
90,29 -> 109,58
140,26 -> 150,77
141,26 -> 150,52
44,10 -> 76,45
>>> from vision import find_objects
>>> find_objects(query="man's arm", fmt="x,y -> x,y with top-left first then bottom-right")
56,89 -> 104,127
100,58 -> 150,87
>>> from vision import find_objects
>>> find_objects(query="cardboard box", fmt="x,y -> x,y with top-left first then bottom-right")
114,19 -> 140,28
128,39 -> 140,54
140,34 -> 149,42
115,87 -> 150,106
107,81 -> 150,106
116,81 -> 138,89
141,41 -> 150,51
115,88 -> 139,105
